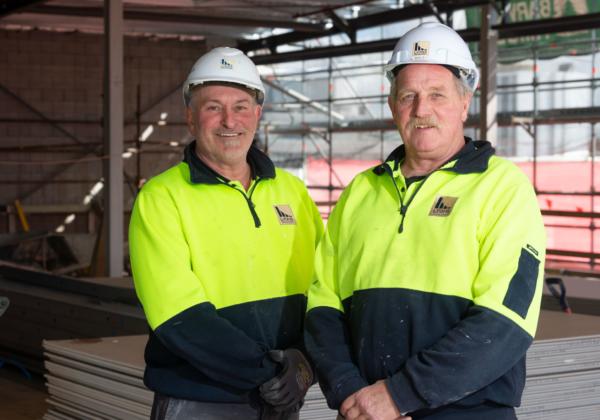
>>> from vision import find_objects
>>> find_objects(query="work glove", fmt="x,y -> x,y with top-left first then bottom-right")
260,403 -> 300,420
259,348 -> 313,412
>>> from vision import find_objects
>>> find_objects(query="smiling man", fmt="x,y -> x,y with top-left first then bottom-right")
305,22 -> 546,420
129,47 -> 323,420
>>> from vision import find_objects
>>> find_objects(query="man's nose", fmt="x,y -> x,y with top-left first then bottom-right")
220,108 -> 235,128
412,96 -> 431,117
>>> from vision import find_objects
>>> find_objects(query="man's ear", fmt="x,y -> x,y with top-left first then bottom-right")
255,104 -> 263,120
461,93 -> 472,123
186,106 -> 196,135
388,95 -> 396,120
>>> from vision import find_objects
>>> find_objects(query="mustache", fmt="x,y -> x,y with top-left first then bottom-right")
408,117 -> 439,129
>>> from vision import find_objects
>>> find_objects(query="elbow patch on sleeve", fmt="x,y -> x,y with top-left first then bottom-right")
502,248 -> 540,319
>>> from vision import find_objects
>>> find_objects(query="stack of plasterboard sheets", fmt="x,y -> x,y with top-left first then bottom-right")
42,334 -> 337,420
42,335 -> 151,420
300,386 -> 337,419
42,310 -> 600,420
517,310 -> 600,419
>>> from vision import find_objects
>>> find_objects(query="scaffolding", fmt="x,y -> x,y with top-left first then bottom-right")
2,6 -> 600,271
259,31 -> 600,268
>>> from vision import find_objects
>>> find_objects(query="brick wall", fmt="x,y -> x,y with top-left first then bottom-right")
0,28 -> 207,233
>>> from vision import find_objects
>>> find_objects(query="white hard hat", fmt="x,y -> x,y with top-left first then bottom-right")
183,47 -> 265,106
384,22 -> 479,92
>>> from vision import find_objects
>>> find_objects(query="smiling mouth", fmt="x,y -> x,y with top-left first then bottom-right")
217,132 -> 243,137
415,125 -> 435,129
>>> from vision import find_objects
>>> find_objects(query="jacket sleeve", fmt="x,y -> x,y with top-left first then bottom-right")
129,187 -> 278,391
387,176 -> 546,413
305,188 -> 369,409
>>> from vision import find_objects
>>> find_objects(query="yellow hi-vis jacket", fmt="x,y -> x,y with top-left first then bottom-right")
305,139 -> 546,416
129,142 -> 323,403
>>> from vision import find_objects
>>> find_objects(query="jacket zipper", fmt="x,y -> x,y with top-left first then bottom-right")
224,178 -> 263,228
383,164 -> 429,234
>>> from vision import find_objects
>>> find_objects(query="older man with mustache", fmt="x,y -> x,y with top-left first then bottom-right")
305,22 -> 546,420
129,47 -> 323,420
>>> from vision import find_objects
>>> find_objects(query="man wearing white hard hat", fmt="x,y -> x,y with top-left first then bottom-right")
129,47 -> 323,419
305,22 -> 545,419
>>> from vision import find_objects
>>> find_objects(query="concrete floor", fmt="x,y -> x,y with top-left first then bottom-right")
0,366 -> 48,420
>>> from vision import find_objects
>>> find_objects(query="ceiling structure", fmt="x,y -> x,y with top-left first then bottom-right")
0,0 -> 411,41
3,0 -> 600,64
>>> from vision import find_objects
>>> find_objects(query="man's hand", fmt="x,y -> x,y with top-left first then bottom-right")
339,380 -> 411,420
259,349 -> 313,411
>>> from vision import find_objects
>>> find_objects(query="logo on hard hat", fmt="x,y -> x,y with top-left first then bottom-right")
412,41 -> 430,57
220,58 -> 233,69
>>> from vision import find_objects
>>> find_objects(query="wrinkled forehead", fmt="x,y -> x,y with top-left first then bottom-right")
394,64 -> 461,93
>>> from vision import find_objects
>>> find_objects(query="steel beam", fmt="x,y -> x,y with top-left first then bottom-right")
326,10 -> 355,44
293,0 -> 378,19
496,11 -> 600,39
479,4 -> 498,144
3,204 -> 90,214
247,12 -> 600,64
261,77 -> 345,123
350,0 -> 487,30
25,4 -> 325,32
0,84 -> 97,154
264,107 -> 600,135
239,0 -> 488,52
103,0 -> 124,277
0,83 -> 108,202
0,0 -> 44,18
251,37 -> 398,65
10,79 -> 185,201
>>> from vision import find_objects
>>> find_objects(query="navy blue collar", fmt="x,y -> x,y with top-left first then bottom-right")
373,137 -> 495,176
183,140 -> 276,184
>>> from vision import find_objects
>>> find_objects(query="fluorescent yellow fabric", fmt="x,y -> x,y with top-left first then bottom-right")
308,154 -> 545,337
130,162 -> 323,330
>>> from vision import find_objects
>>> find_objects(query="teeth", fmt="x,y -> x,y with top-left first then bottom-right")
218,133 -> 239,137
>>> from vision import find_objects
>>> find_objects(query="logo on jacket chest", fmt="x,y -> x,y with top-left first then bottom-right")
429,196 -> 458,217
273,204 -> 296,225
